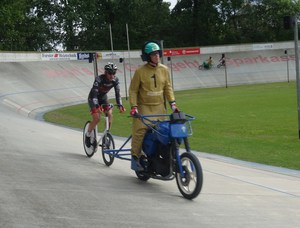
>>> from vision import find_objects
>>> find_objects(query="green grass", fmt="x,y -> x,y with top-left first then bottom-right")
44,81 -> 300,170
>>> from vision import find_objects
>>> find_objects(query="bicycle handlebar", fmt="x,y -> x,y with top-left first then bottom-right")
100,103 -> 114,108
100,103 -> 123,111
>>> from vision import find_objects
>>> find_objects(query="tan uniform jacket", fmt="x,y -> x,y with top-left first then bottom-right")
129,63 -> 175,108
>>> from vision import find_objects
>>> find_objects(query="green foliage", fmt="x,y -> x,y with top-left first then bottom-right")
44,82 -> 300,170
0,0 -> 26,50
0,0 -> 298,51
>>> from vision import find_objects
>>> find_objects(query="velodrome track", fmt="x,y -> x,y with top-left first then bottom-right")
0,49 -> 300,227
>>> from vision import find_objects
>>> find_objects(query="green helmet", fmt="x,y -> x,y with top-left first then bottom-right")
141,41 -> 162,62
144,42 -> 160,54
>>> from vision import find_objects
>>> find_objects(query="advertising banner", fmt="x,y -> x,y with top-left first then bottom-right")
41,53 -> 77,61
163,48 -> 200,57
252,44 -> 274,50
100,52 -> 122,60
77,52 -> 92,60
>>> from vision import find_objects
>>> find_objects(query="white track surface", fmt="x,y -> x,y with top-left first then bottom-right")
0,52 -> 300,227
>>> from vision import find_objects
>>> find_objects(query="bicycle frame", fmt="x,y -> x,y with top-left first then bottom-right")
93,104 -> 115,151
95,111 -> 110,145
100,104 -> 132,160
102,136 -> 132,161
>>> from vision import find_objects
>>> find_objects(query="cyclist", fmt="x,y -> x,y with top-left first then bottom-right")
203,56 -> 213,69
85,62 -> 126,148
218,53 -> 226,67
129,41 -> 179,170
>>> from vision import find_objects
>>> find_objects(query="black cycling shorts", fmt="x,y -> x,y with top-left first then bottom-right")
88,96 -> 109,110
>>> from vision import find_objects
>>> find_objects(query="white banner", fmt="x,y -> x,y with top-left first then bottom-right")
100,52 -> 122,60
41,53 -> 78,61
252,44 -> 274,50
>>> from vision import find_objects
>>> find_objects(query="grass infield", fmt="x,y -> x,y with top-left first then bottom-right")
44,81 -> 300,170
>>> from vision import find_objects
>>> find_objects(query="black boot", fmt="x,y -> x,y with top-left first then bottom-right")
85,135 -> 91,148
132,155 -> 144,171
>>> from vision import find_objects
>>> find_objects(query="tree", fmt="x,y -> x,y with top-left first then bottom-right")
217,0 -> 297,44
0,0 -> 27,50
110,0 -> 172,49
0,0 -> 299,51
170,0 -> 223,47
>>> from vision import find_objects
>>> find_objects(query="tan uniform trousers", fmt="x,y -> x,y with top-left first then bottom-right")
131,103 -> 166,158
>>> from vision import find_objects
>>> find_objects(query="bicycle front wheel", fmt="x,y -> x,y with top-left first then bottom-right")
83,121 -> 97,158
176,152 -> 203,200
101,133 -> 115,166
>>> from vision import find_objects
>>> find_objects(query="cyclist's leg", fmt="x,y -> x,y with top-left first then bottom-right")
85,99 -> 100,147
87,98 -> 101,133
88,112 -> 100,133
131,104 -> 165,170
131,104 -> 165,157
131,119 -> 147,170
131,118 -> 147,158
100,97 -> 112,129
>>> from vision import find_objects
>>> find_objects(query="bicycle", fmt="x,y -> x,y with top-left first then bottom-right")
217,60 -> 226,68
198,63 -> 214,70
83,104 -> 115,166
199,60 -> 225,70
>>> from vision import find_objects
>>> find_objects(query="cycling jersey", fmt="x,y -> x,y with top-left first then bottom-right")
88,74 -> 122,108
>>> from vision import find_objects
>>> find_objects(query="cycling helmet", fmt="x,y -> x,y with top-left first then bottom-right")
141,41 -> 162,62
104,62 -> 117,74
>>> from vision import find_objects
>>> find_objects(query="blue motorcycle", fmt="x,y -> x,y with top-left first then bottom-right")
89,111 -> 203,200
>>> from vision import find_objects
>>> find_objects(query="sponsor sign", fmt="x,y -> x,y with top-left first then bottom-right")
100,52 -> 122,59
41,53 -> 77,61
96,52 -> 102,60
163,48 -> 200,57
77,52 -> 92,60
253,44 -> 274,50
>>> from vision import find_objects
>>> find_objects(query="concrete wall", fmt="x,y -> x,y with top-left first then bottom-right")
0,41 -> 297,118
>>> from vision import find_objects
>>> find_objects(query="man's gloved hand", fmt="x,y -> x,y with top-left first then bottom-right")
170,102 -> 179,113
119,105 -> 126,113
130,106 -> 138,116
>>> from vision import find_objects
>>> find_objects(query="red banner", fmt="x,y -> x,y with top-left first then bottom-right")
163,48 -> 200,57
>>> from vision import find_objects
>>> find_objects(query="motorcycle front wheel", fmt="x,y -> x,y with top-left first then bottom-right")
176,152 -> 203,200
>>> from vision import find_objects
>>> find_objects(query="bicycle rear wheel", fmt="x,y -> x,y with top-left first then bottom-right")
101,132 -> 115,166
83,121 -> 97,157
